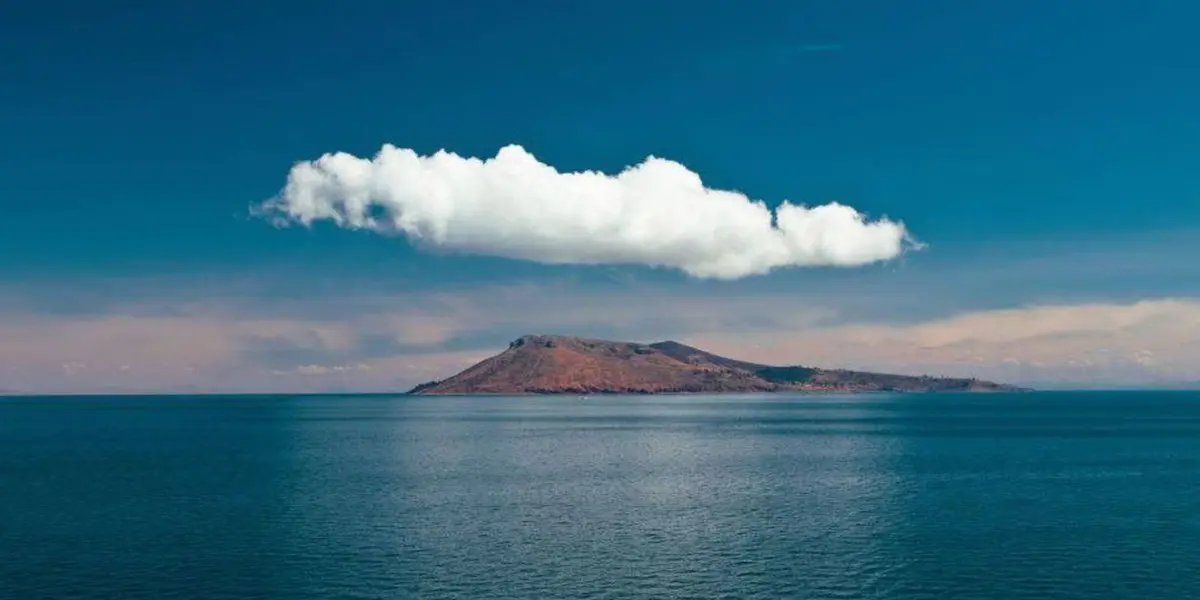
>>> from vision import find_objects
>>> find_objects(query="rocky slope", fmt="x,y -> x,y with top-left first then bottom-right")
408,335 -> 1027,395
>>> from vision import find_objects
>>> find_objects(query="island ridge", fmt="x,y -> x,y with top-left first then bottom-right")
409,335 -> 1026,395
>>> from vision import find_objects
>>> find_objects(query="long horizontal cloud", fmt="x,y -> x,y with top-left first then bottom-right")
258,144 -> 914,279
690,299 -> 1200,386
6,277 -> 1200,392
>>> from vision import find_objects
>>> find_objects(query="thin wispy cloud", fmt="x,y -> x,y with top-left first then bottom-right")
3,274 -> 1200,392
688,299 -> 1200,386
3,233 -> 1199,392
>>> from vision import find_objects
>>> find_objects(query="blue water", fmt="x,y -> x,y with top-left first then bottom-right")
1,392 -> 1198,599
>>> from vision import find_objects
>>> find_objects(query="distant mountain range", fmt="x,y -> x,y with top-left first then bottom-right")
409,335 -> 1028,395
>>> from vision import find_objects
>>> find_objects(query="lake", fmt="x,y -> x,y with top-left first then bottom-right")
1,391 -> 1197,599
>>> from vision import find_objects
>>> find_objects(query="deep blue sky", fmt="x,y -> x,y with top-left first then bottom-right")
3,0 -> 1198,280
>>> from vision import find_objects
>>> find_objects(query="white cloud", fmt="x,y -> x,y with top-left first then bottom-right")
258,144 -> 913,279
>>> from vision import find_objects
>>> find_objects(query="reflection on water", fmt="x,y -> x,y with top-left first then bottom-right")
359,396 -> 909,598
1,392 -> 1198,599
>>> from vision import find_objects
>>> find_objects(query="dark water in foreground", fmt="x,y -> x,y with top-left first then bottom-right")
1,392 -> 1198,599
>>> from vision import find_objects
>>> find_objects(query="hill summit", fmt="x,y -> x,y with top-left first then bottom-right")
408,335 -> 1025,395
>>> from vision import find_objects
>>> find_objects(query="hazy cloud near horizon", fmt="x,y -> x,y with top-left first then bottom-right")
2,279 -> 1199,393
692,299 -> 1200,388
257,144 -> 913,279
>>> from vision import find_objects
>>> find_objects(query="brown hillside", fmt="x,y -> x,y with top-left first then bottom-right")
408,335 -> 1026,395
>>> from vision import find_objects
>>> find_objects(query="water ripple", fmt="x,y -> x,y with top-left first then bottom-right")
1,391 -> 1198,599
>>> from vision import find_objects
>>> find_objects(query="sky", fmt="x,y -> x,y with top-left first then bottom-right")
2,0 -> 1199,393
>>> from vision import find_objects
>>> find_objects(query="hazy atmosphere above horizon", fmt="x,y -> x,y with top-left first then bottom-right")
3,0 -> 1199,393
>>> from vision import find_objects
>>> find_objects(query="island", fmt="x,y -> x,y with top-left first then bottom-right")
408,334 -> 1028,395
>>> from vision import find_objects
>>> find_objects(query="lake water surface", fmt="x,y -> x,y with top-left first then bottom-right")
1,392 -> 1197,599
